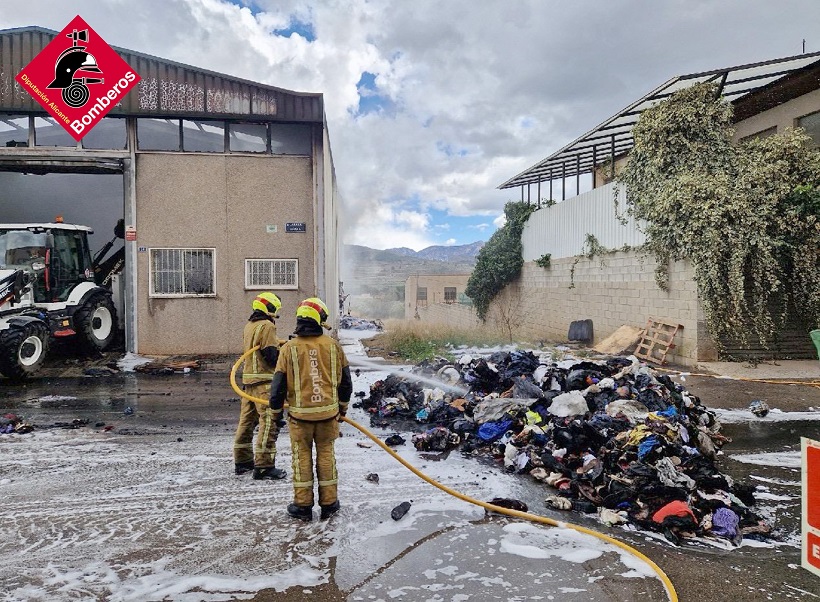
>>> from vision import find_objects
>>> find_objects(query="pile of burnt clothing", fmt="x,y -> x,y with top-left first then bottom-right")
359,352 -> 771,546
339,315 -> 384,331
0,413 -> 33,434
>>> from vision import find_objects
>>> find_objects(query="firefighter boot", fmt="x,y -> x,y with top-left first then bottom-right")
287,503 -> 313,522
320,500 -> 340,520
235,461 -> 254,475
253,467 -> 287,480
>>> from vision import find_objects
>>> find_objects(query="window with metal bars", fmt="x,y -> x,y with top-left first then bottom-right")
444,287 -> 457,303
149,248 -> 216,297
244,259 -> 298,290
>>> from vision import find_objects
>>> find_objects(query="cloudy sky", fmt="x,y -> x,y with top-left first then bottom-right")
3,0 -> 819,250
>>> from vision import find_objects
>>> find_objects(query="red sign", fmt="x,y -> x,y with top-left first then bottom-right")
15,15 -> 140,141
804,438 -> 820,577
124,226 -> 137,242
808,532 -> 820,573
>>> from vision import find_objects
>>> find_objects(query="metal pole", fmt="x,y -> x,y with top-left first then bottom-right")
592,145 -> 597,189
537,180 -> 541,208
549,171 -> 553,201
561,161 -> 566,201
611,135 -> 616,180
576,155 -> 581,196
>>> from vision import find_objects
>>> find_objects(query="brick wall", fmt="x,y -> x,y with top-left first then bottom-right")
414,249 -> 710,366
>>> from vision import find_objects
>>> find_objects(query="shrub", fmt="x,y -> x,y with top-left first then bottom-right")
465,201 -> 536,321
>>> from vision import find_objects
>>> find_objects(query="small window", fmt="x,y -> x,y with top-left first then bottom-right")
444,287 -> 457,303
138,118 -> 180,151
270,123 -> 312,155
0,114 -> 29,147
82,117 -> 127,149
182,119 -> 225,152
150,248 -> 215,297
416,287 -> 427,306
245,259 -> 298,290
797,111 -> 820,147
34,116 -> 77,147
229,123 -> 267,153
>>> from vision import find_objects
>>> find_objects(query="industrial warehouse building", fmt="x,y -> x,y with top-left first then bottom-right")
496,51 -> 820,364
0,26 -> 340,355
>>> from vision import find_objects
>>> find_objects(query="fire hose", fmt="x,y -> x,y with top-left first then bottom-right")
230,347 -> 679,601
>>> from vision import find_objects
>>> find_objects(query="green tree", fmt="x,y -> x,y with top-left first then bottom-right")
466,201 -> 536,321
617,82 -> 820,352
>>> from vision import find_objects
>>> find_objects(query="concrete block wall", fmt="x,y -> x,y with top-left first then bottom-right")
410,250 -> 710,366
509,250 -> 701,365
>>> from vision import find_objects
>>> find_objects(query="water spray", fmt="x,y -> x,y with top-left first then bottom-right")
347,355 -> 470,396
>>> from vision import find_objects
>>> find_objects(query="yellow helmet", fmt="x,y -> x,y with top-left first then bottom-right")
296,297 -> 329,326
252,292 -> 281,318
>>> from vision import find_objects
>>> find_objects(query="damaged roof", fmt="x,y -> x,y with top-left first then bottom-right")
499,51 -> 820,189
0,26 -> 323,123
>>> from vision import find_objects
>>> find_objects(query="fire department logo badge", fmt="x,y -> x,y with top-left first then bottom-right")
15,15 -> 140,141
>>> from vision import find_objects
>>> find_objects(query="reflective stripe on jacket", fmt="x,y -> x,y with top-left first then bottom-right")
273,333 -> 349,421
242,319 -> 279,385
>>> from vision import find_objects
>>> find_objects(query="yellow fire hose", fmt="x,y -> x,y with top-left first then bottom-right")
230,347 -> 679,601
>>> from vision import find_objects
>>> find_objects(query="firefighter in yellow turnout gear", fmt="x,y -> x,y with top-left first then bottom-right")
234,292 -> 287,480
270,297 -> 353,521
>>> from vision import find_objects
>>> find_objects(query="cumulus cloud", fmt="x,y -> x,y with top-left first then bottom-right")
4,0 -> 819,250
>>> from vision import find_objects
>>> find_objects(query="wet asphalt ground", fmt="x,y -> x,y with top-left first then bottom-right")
1,348 -> 820,601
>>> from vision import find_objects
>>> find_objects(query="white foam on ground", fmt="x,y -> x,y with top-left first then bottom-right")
713,408 -> 820,423
728,451 -> 802,468
116,352 -> 154,372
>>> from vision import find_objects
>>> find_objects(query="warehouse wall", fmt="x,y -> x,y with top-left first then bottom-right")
135,153 -> 315,354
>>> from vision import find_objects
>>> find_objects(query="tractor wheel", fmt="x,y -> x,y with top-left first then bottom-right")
0,322 -> 50,380
73,293 -> 117,352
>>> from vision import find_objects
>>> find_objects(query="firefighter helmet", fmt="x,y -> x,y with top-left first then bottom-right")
252,292 -> 281,318
296,297 -> 329,326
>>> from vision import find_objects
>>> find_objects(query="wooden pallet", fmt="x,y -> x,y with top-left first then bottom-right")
634,318 -> 683,365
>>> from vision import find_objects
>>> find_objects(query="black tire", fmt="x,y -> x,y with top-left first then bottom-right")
73,293 -> 117,352
0,321 -> 50,380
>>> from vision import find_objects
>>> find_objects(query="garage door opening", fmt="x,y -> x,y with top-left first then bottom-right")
0,170 -> 128,354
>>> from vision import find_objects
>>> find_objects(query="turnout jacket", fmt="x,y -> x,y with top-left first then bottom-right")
269,319 -> 352,421
241,310 -> 280,386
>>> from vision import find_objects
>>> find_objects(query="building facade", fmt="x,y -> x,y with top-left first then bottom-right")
492,53 -> 820,364
404,274 -> 471,320
0,26 -> 340,354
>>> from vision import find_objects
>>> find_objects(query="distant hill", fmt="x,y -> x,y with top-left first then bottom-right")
385,241 -> 485,263
340,242 -> 482,297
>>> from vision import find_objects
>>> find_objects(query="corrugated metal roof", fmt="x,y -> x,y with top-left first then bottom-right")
0,26 -> 323,122
499,51 -> 820,189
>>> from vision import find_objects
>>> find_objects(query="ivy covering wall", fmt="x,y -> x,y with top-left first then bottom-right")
465,201 -> 536,321
616,82 -> 820,353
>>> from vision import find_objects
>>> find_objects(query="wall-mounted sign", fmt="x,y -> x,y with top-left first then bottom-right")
125,225 -> 137,241
804,437 -> 820,577
286,222 -> 306,233
266,224 -> 278,234
138,246 -> 146,252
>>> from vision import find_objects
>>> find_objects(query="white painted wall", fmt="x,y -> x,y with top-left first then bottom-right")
521,182 -> 646,261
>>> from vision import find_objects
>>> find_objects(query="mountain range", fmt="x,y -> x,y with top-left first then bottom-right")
340,241 -> 484,297
382,240 -> 485,263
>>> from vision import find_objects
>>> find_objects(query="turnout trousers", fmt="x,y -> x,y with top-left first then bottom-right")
288,416 -> 339,507
233,382 -> 279,468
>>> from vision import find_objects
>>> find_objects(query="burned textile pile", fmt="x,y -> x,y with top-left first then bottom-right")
339,315 -> 384,331
356,351 -> 771,546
